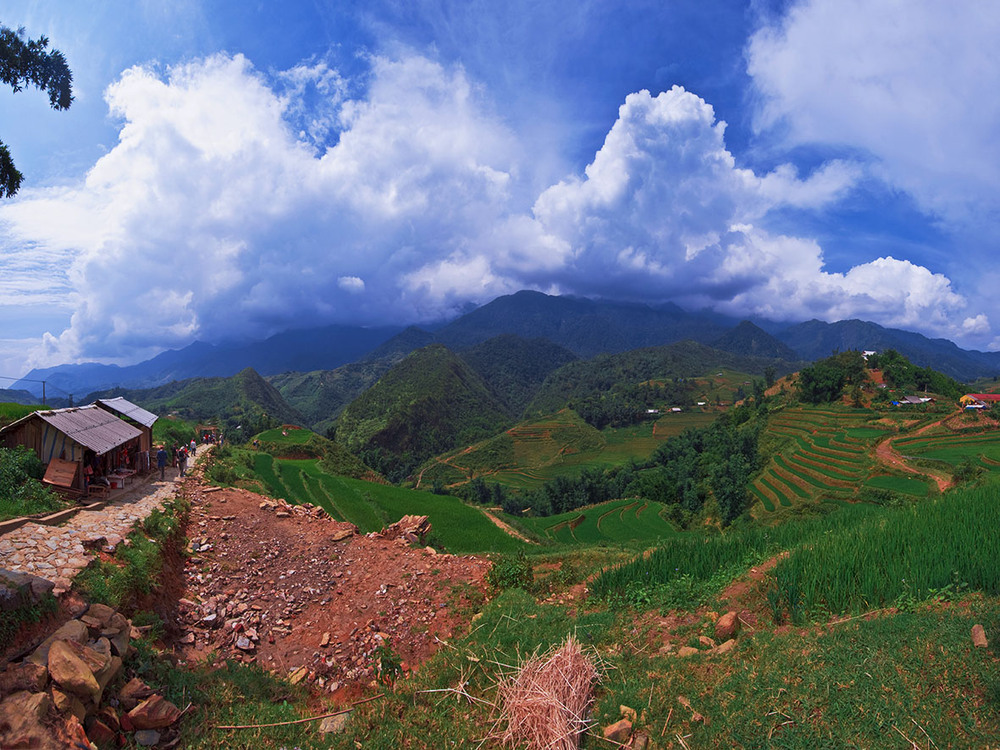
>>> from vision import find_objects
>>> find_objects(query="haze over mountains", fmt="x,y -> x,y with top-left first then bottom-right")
9,290 -> 1000,403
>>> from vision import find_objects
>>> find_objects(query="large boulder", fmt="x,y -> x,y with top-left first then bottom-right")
27,619 -> 89,667
0,661 -> 49,697
47,640 -> 102,703
0,569 -> 55,609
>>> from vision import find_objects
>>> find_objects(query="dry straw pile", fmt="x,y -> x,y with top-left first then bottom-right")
495,635 -> 600,750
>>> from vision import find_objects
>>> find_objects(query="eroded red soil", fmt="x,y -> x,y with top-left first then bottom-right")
172,480 -> 491,691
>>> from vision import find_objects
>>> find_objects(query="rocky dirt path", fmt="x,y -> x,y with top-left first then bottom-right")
0,451 -> 202,595
874,417 -> 953,493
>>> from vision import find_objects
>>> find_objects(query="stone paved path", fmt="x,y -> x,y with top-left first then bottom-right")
0,447 -> 203,595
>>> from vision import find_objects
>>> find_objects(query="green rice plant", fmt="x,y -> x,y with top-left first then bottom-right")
325,474 -> 526,553
315,474 -> 385,531
300,473 -> 342,520
252,453 -> 288,500
591,502 -> 885,601
769,463 -> 812,498
771,481 -> 1000,616
865,474 -> 930,497
758,475 -> 793,507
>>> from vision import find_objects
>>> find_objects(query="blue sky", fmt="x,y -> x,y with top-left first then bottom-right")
1,0 -> 999,377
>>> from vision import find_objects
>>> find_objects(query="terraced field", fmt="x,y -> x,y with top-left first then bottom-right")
753,407 -> 886,513
517,497 -> 677,544
250,454 -> 525,553
893,429 -> 1000,476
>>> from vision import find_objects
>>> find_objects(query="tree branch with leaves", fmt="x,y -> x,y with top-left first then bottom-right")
0,24 -> 73,198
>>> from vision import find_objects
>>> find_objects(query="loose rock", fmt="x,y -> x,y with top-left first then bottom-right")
715,611 -> 740,642
972,624 -> 989,648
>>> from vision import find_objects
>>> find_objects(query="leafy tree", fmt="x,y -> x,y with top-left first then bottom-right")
1,24 -> 73,197
797,361 -> 846,404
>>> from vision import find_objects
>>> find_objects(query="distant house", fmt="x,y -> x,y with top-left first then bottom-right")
898,396 -> 933,405
862,350 -> 877,360
670,407 -> 682,413
646,409 -> 660,415
960,394 -> 1000,408
0,405 -> 144,493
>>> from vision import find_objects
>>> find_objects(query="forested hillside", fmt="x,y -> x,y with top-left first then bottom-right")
87,367 -> 305,438
525,340 -> 798,427
334,345 -> 511,482
458,335 -> 578,417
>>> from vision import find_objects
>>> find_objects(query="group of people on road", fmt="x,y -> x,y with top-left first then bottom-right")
155,438 -> 199,480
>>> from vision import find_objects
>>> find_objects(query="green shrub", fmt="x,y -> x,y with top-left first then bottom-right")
486,552 -> 534,591
0,445 -> 66,520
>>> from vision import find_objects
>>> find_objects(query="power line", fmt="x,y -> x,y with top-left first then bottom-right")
0,374 -> 74,404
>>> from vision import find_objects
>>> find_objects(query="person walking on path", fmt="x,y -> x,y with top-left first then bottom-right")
156,445 -> 168,480
178,446 -> 188,478
189,438 -> 197,455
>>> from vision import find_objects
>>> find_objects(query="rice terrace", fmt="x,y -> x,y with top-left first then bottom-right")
6,327 -> 1000,749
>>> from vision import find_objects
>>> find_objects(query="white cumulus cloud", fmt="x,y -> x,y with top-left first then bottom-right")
748,0 -> 1000,224
0,51 -> 993,369
0,53 -> 525,366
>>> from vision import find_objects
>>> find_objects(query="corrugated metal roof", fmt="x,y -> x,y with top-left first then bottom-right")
96,397 -> 159,428
37,405 -> 142,455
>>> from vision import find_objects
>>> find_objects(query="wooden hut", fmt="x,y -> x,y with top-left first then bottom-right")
96,397 -> 158,472
0,405 -> 143,493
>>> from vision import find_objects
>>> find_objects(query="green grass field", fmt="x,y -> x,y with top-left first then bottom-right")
515,497 -> 678,545
0,402 -> 48,427
865,473 -> 931,497
254,426 -> 315,447
248,454 -> 526,554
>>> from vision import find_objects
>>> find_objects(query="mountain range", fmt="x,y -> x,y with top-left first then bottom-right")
11,290 -> 1000,401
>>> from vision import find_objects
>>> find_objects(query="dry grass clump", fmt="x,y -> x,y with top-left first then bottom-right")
495,635 -> 599,750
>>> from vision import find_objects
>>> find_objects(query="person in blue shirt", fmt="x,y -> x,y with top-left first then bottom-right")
156,445 -> 168,481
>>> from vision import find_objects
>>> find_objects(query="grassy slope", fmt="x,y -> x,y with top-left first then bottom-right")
525,342 -> 791,417
144,424 -> 1000,748
91,368 -> 306,430
268,359 -> 396,432
248,453 -> 525,554
0,402 -> 49,428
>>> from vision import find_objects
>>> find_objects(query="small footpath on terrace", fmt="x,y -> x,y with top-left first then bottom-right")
0,447 -> 203,595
